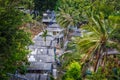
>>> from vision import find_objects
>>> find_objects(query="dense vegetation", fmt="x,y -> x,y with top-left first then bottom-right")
0,0 -> 32,79
0,0 -> 120,80
34,0 -> 58,14
56,0 -> 120,79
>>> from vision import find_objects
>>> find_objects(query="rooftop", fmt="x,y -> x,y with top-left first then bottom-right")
28,62 -> 52,71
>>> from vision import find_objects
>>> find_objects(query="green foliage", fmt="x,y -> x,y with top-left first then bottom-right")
79,12 -> 120,71
62,61 -> 82,80
23,14 -> 33,23
56,0 -> 88,28
57,1 -> 120,79
60,41 -> 84,70
86,68 -> 106,80
109,15 -> 120,43
34,0 -> 58,14
56,0 -> 120,28
86,57 -> 120,80
20,0 -> 34,9
0,0 -> 32,79
60,53 -> 75,70
66,42 -> 76,51
41,30 -> 47,42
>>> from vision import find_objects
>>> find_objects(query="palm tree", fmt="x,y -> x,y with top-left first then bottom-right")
56,0 -> 88,40
79,13 -> 120,72
57,0 -> 120,72
41,30 -> 48,46
77,0 -> 120,72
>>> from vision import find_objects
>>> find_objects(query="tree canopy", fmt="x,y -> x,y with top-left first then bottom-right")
56,0 -> 120,78
0,0 -> 32,79
34,0 -> 58,14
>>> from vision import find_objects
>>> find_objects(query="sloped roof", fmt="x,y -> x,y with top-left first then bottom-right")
28,62 -> 52,71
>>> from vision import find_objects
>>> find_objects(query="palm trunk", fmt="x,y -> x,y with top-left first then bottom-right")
102,48 -> 108,69
94,53 -> 102,72
94,45 -> 107,72
94,46 -> 102,72
45,38 -> 46,46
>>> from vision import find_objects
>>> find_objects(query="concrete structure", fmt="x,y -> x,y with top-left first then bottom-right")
25,73 -> 50,80
42,10 -> 56,24
33,34 -> 55,47
28,62 -> 53,72
26,10 -> 66,80
46,24 -> 64,47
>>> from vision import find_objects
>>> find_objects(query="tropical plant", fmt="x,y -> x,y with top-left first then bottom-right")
56,0 -> 92,27
56,0 -> 120,74
79,13 -> 120,72
56,0 -> 90,42
62,61 -> 82,80
78,0 -> 120,72
86,67 -> 106,80
0,0 -> 32,79
86,56 -> 120,80
34,0 -> 58,15
20,0 -> 34,9
41,30 -> 48,46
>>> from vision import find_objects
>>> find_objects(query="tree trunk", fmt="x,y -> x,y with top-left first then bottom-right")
94,46 -> 102,72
